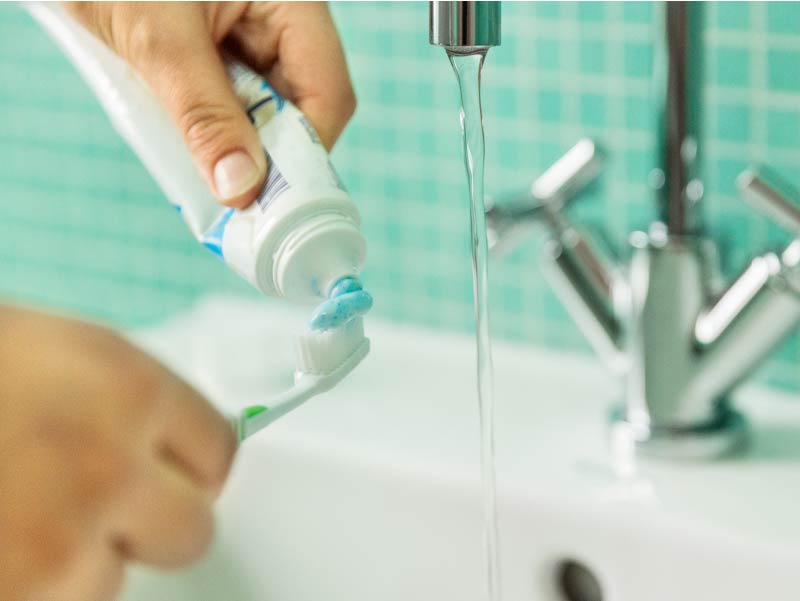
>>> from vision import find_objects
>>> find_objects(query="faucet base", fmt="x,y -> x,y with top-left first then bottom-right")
609,403 -> 748,461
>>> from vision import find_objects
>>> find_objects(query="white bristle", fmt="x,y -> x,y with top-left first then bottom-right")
295,317 -> 366,376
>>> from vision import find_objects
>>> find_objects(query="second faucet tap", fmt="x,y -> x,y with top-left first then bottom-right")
485,3 -> 800,460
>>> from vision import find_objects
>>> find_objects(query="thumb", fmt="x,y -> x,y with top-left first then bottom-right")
126,27 -> 266,208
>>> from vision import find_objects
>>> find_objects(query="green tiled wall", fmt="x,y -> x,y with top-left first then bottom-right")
0,2 -> 798,391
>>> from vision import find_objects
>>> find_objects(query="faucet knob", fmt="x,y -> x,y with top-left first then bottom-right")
486,138 -> 605,252
737,169 -> 800,236
530,138 -> 605,208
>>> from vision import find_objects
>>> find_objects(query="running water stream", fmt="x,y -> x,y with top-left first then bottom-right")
448,50 -> 501,601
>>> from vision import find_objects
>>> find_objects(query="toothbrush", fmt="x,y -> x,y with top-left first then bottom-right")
230,316 -> 370,442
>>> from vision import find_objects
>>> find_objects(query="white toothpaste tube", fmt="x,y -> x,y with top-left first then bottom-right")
28,2 -> 367,304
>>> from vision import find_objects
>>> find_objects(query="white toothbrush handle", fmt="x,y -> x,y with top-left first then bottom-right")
231,377 -> 318,442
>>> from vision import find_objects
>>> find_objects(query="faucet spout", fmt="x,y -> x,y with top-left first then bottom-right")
430,1 -> 501,53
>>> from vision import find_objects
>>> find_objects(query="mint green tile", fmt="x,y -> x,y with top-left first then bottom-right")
622,2 -> 654,24
624,95 -> 652,131
535,38 -> 561,71
537,89 -> 563,122
491,37 -> 518,69
534,2 -> 562,19
625,195 -> 658,231
577,2 -> 606,22
767,110 -> 800,148
493,86 -> 519,118
768,49 -> 800,92
767,2 -> 800,34
377,78 -> 399,104
713,2 -> 752,31
495,138 -> 526,171
624,42 -> 653,78
579,40 -> 606,73
580,93 -> 606,128
712,46 -> 750,87
623,147 -> 653,185
382,221 -> 403,246
716,104 -> 751,142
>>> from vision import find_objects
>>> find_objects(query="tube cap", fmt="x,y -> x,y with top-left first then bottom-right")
269,214 -> 367,303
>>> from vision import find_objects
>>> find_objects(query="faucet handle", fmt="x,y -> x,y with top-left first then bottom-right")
531,138 -> 605,208
737,168 -> 800,236
486,138 -> 605,252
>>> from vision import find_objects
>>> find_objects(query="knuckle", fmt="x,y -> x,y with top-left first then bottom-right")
339,84 -> 357,120
205,423 -> 237,491
121,14 -> 167,65
179,102 -> 242,165
66,3 -> 108,42
65,2 -> 93,24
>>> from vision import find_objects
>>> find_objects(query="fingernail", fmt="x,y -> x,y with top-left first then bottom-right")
213,151 -> 261,200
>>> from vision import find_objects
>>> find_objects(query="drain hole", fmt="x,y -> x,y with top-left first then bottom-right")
556,559 -> 603,601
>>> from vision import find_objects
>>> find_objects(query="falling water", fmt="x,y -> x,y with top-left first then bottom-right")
448,50 -> 500,601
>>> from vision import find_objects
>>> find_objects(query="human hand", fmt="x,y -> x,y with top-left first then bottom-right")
0,305 -> 236,601
67,1 -> 356,208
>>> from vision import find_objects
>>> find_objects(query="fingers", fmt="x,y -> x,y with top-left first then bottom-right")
234,2 -> 357,150
0,305 -> 237,598
68,0 -> 356,211
281,4 -> 356,149
138,27 -> 266,206
73,3 -> 267,208
115,457 -> 214,569
118,364 -> 232,569
155,373 -> 237,494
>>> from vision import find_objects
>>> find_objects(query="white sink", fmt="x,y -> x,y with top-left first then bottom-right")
123,295 -> 800,601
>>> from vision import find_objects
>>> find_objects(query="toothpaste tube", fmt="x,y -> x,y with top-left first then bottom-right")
29,3 -> 367,305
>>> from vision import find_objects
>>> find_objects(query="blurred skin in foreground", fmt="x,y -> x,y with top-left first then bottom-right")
0,2 -> 355,599
0,305 -> 237,600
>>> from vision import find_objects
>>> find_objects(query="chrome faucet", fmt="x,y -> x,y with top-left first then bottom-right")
480,4 -> 800,459
430,0 -> 501,53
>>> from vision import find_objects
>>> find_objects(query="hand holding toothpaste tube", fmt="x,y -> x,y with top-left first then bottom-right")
60,1 -> 368,309
67,1 -> 356,208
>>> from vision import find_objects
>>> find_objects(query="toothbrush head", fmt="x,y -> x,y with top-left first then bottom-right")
230,317 -> 369,442
234,316 -> 370,443
294,316 -> 370,390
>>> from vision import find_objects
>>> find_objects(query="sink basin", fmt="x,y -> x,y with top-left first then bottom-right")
122,295 -> 800,601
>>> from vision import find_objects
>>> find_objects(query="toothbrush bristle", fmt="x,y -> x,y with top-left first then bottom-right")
295,317 -> 365,376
